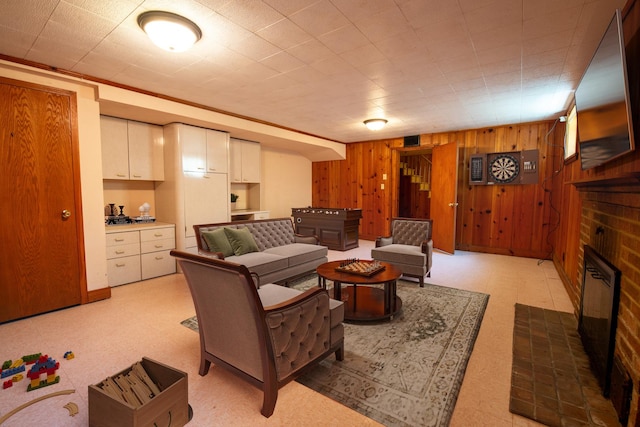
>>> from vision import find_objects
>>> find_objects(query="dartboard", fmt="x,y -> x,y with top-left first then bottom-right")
490,154 -> 520,183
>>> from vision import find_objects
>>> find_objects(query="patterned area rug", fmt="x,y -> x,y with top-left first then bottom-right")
181,275 -> 489,427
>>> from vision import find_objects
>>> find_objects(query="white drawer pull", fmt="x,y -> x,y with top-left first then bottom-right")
115,263 -> 126,267
115,250 -> 125,254
114,238 -> 125,242
154,244 -> 163,248
154,233 -> 163,237
155,256 -> 164,260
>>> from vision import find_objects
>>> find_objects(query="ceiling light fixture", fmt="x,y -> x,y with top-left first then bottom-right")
364,118 -> 388,131
138,11 -> 202,52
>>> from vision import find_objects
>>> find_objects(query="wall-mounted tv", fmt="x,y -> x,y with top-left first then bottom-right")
575,9 -> 635,170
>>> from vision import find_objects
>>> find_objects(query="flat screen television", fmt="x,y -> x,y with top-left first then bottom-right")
575,9 -> 635,170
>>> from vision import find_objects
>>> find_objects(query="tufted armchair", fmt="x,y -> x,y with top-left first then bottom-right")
171,250 -> 344,417
370,217 -> 433,287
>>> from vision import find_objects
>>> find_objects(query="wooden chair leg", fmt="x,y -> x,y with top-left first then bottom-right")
335,343 -> 344,361
261,383 -> 278,417
199,357 -> 211,376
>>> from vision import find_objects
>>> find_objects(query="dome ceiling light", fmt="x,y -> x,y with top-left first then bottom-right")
138,11 -> 202,52
364,118 -> 388,131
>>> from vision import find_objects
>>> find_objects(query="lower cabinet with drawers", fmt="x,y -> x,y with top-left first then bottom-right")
106,223 -> 176,286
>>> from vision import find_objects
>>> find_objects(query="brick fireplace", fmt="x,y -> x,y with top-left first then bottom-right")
577,189 -> 640,424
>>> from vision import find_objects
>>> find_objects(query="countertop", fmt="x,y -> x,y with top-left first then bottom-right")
105,221 -> 175,233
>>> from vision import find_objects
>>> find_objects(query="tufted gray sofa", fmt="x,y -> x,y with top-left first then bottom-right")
371,217 -> 433,287
193,218 -> 328,286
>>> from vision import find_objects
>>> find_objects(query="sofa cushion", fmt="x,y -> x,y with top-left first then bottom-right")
202,228 -> 234,257
258,284 -> 344,329
263,243 -> 328,267
226,252 -> 288,277
225,227 -> 260,256
371,244 -> 425,265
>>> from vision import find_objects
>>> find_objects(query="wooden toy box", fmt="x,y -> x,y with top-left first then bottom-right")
88,357 -> 188,427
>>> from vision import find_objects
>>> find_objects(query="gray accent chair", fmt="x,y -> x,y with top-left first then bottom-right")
370,217 -> 433,287
171,250 -> 344,417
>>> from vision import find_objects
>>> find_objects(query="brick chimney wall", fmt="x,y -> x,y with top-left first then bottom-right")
578,191 -> 640,423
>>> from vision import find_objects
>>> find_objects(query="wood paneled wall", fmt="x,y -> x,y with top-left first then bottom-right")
456,123 -> 558,258
312,121 -> 560,259
312,139 -> 402,240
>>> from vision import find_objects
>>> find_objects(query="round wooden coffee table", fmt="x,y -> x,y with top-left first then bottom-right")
316,260 -> 402,322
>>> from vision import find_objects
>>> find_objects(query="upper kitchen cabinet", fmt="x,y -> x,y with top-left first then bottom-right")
101,116 -> 164,181
128,121 -> 164,180
230,138 -> 261,183
101,116 -> 128,179
181,125 -> 229,173
206,129 -> 228,173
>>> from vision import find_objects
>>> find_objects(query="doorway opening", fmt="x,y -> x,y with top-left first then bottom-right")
399,150 -> 432,218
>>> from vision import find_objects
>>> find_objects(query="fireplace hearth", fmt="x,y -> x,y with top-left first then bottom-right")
578,245 -> 621,397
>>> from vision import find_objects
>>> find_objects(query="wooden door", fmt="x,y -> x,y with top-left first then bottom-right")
430,141 -> 459,253
0,78 -> 85,323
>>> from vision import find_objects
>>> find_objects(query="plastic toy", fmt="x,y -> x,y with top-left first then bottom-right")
12,374 -> 23,382
2,379 -> 12,389
0,364 -> 25,379
26,355 -> 60,391
22,353 -> 42,364
63,351 -> 74,360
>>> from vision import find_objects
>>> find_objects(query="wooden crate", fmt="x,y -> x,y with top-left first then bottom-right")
89,357 -> 189,427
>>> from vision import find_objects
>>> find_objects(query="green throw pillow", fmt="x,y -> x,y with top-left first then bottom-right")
224,227 -> 259,256
202,228 -> 234,257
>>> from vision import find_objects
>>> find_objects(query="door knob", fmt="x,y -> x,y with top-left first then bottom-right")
61,209 -> 72,219
448,202 -> 459,207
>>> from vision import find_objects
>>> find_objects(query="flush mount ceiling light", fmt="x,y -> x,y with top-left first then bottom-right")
364,118 -> 388,131
138,11 -> 202,52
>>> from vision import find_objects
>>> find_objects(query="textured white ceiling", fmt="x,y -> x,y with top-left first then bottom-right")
0,0 -> 627,143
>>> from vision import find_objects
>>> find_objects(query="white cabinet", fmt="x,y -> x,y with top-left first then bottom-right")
180,125 -> 206,173
106,231 -> 141,286
101,116 -> 129,179
128,121 -> 164,180
140,227 -> 176,280
181,126 -> 228,173
206,129 -> 228,173
105,224 -> 176,286
155,123 -> 230,253
184,173 -> 228,242
230,139 -> 260,183
253,211 -> 270,220
101,116 -> 164,181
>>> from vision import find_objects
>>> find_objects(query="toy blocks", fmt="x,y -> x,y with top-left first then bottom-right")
22,353 -> 42,364
1,359 -> 26,379
26,355 -> 60,391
